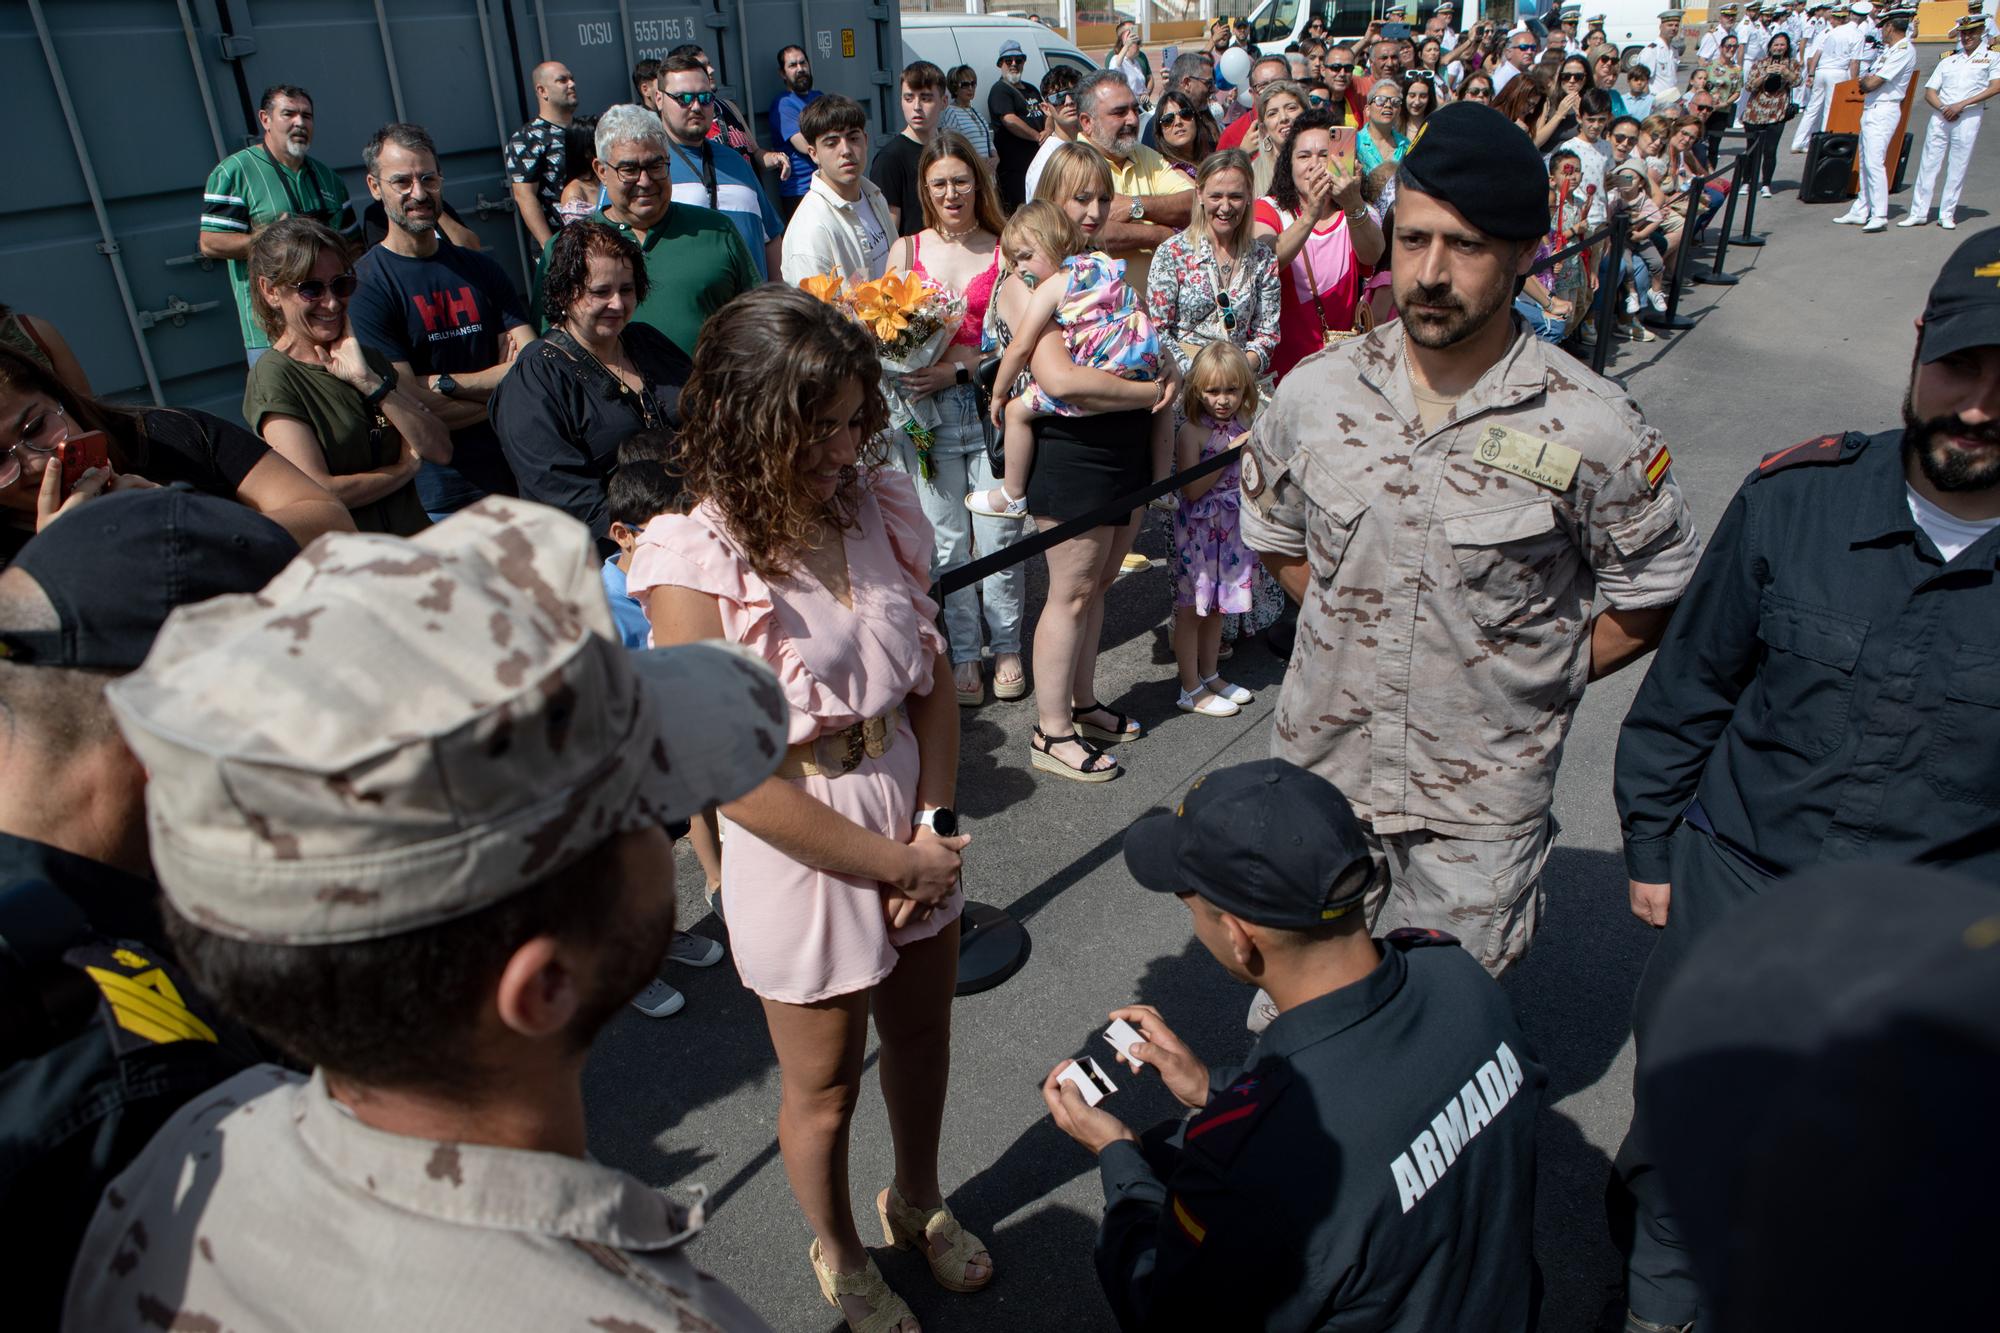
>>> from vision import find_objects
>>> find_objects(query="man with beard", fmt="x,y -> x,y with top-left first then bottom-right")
352,123 -> 530,518
59,501 -> 791,1333
989,39 -> 1047,211
1238,102 -> 1700,987
1072,70 -> 1194,300
504,60 -> 580,249
1607,227 -> 2000,1333
771,45 -> 824,221
200,84 -> 360,366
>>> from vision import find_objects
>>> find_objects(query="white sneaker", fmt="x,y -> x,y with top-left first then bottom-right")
1832,210 -> 1865,224
1897,215 -> 1927,228
1202,674 -> 1254,704
1862,217 -> 1886,233
1758,185 -> 1772,198
964,486 -> 1028,519
1624,287 -> 1642,314
1942,215 -> 1958,230
667,931 -> 724,967
1176,685 -> 1240,716
1646,287 -> 1669,314
630,979 -> 686,1018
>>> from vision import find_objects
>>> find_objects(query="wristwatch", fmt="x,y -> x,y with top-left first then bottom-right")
914,807 -> 958,837
1128,198 -> 1147,222
361,366 -> 398,410
432,372 -> 459,398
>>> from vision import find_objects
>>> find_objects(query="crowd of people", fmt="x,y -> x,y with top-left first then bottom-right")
3,7 -> 1998,1333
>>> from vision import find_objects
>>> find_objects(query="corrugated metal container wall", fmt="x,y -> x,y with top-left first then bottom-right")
1,0 -> 899,421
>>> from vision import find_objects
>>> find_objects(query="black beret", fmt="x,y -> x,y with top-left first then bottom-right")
1396,101 -> 1551,242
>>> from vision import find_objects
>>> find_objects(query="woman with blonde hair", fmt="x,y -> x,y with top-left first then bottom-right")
884,131 -> 1026,706
635,284 -> 987,1333
1147,149 -> 1281,379
1248,79 -> 1309,195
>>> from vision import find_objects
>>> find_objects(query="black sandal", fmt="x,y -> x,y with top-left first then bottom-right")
1030,726 -> 1120,783
1073,703 -> 1142,745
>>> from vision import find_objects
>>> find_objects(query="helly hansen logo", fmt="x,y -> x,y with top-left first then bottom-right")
1390,1040 -> 1526,1214
412,286 -> 481,334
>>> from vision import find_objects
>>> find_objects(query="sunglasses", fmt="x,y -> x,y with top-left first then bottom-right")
667,89 -> 714,107
1372,96 -> 1403,107
1514,42 -> 1538,50
1157,109 -> 1190,126
1308,94 -> 1330,106
1217,287 -> 1237,333
1561,71 -> 1587,80
290,272 -> 358,301
1046,90 -> 1074,105
1467,85 -> 1493,97
1328,61 -> 1356,72
1612,132 -> 1638,144
954,80 -> 976,90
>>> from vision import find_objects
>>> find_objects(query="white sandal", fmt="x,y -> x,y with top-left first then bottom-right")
964,486 -> 1027,518
1202,674 -> 1253,705
1177,685 -> 1240,717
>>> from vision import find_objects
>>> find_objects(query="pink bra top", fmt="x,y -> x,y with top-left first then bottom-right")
912,234 -> 998,348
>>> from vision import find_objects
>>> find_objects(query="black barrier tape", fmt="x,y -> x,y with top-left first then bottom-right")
929,442 -> 1244,599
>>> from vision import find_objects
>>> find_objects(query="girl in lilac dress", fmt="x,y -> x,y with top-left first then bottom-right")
1172,342 -> 1259,718
632,286 -> 991,1333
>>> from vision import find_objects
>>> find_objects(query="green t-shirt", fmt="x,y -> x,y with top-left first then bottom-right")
538,205 -> 757,356
202,146 -> 359,350
241,346 -> 429,536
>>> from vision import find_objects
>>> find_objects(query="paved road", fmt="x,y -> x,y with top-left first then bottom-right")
586,91 -> 1992,1333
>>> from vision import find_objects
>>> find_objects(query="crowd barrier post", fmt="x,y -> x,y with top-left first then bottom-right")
1735,130 -> 1769,248
1693,160 -> 1745,288
1590,211 -> 1630,376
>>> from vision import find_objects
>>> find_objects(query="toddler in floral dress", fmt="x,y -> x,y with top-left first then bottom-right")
1172,342 -> 1259,718
967,202 -> 1170,518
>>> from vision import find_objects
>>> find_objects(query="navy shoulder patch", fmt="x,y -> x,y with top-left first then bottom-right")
64,940 -> 223,1058
1755,432 -> 1865,477
1182,1063 -> 1293,1168
1386,926 -> 1461,950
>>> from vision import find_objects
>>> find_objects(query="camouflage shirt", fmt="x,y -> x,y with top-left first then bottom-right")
64,1065 -> 772,1332
1240,321 -> 1701,839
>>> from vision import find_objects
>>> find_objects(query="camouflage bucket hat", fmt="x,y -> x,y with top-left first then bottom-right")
106,498 -> 788,945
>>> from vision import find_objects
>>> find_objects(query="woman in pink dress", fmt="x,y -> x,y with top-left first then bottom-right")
633,285 -> 990,1333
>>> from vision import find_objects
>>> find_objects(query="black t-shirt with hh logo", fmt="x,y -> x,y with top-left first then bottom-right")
350,239 -> 529,515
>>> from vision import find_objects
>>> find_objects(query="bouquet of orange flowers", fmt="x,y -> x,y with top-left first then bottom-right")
802,271 -> 966,479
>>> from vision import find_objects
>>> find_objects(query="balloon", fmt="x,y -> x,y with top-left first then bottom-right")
1218,46 -> 1253,88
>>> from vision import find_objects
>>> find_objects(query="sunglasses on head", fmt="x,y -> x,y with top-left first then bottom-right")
667,89 -> 714,107
290,273 -> 358,301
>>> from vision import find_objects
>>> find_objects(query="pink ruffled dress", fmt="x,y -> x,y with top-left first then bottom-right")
626,470 -> 958,1004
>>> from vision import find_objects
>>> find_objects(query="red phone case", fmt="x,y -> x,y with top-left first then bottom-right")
60,430 -> 110,499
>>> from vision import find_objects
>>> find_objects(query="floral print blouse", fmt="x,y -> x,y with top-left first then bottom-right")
1743,58 -> 1801,125
1145,228 -> 1282,374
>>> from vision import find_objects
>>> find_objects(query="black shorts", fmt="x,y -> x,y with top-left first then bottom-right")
1025,409 -> 1152,525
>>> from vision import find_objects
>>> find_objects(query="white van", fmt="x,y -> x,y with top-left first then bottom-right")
901,14 -> 1099,86
1243,0 -> 1491,50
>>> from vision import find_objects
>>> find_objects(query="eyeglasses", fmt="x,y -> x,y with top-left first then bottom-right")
377,171 -> 442,194
666,89 -> 714,108
608,156 -> 670,182
290,272 -> 358,302
1156,110 -> 1190,126
7,402 -> 68,460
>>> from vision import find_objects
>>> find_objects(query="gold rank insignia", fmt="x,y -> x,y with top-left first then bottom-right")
1472,425 -> 1581,492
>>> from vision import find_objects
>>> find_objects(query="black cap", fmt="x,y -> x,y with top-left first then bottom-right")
1640,864 -> 2000,1330
1123,759 -> 1374,927
0,487 -> 298,670
1919,226 -> 2000,363
1396,101 -> 1551,241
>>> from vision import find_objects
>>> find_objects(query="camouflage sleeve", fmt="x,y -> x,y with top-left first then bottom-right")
1583,426 -> 1702,611
1237,399 -> 1310,559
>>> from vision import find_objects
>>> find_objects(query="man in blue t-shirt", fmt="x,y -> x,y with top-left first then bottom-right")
350,125 -> 531,518
657,55 -> 784,278
770,45 -> 824,218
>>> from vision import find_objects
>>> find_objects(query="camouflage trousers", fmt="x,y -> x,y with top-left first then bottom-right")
1360,817 -> 1556,978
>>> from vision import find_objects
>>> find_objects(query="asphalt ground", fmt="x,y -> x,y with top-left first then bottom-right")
584,81 -> 1990,1332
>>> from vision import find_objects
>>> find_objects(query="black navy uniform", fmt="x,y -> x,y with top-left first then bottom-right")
1610,429 -> 2000,1325
1094,930 -> 1546,1332
0,832 -> 261,1326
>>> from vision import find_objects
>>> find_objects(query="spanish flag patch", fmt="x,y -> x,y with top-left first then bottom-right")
1644,445 -> 1672,489
1171,1195 -> 1207,1245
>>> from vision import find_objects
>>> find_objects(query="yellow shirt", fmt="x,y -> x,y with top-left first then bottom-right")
1091,141 -> 1190,297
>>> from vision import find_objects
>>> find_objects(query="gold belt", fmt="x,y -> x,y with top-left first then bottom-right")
775,712 -> 897,779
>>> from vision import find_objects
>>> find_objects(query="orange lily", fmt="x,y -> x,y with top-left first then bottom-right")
800,272 -> 846,306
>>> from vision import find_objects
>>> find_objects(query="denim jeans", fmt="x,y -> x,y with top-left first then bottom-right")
884,383 -> 1026,663
1514,296 -> 1568,343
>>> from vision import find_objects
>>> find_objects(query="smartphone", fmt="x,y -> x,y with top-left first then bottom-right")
59,430 -> 110,500
1328,125 -> 1359,175
1382,21 -> 1411,41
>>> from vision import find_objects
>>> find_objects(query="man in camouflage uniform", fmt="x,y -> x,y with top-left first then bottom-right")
61,500 -> 790,1332
1241,102 -> 1702,978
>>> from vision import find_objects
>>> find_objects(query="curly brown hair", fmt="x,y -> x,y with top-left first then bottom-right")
675,285 -> 888,578
543,220 -> 650,326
